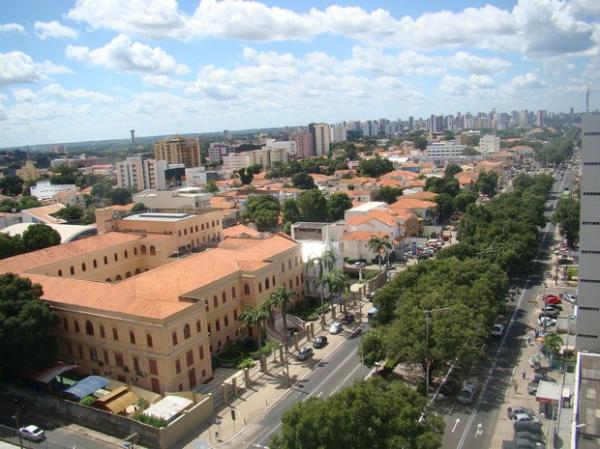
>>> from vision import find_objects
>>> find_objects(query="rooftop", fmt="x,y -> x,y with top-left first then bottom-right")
122,212 -> 193,222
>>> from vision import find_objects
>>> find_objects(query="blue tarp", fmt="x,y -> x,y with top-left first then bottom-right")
64,375 -> 108,399
368,307 -> 378,314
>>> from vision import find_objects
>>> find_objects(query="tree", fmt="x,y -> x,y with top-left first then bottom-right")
0,233 -> 22,259
270,378 -> 444,449
110,188 -> 132,205
247,164 -> 262,175
444,163 -> 462,179
50,165 -> 77,184
375,186 -> 403,204
453,191 -> 477,212
53,204 -> 84,222
282,199 -> 301,224
435,193 -> 455,224
298,189 -> 328,222
91,180 -> 114,199
554,197 -> 580,247
409,133 -> 429,151
543,332 -> 562,362
476,170 -> 498,198
254,209 -> 279,232
22,224 -> 61,252
238,304 -> 270,350
368,235 -> 392,271
358,330 -> 387,367
245,195 -> 281,231
131,202 -> 146,214
205,180 -> 219,193
237,168 -> 254,185
357,156 -> 394,178
0,273 -> 60,374
327,192 -> 352,221
0,176 -> 23,196
269,286 -> 295,343
319,269 -> 347,312
291,172 -> 316,190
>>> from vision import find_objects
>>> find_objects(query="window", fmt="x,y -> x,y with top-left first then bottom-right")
301,274 -> 304,283
201,224 -> 204,230
74,320 -> 80,333
188,368 -> 197,388
149,359 -> 158,375
90,348 -> 98,361
141,245 -> 147,255
184,324 -> 191,339
175,359 -> 181,374
199,346 -> 205,360
196,320 -> 201,332
295,256 -> 298,266
288,260 -> 292,269
208,324 -> 211,335
146,333 -> 153,347
184,229 -> 187,235
114,253 -> 118,262
58,269 -> 62,276
103,350 -> 109,364
172,332 -> 178,345
150,246 -> 156,255
265,278 -> 270,289
195,225 -> 198,232
233,309 -> 238,321
222,291 -> 227,304
224,315 -> 229,327
126,271 -> 132,278
216,319 -> 220,332
289,280 -> 292,288
78,345 -> 83,358
115,353 -> 125,368
272,275 -> 275,286
202,369 -> 206,377
259,282 -> 263,293
81,263 -> 86,272
217,219 -> 220,225
186,350 -> 194,367
129,331 -> 136,344
244,284 -> 250,295
212,220 -> 215,227
213,295 -> 218,308
112,327 -> 119,341
296,275 -> 299,286
124,250 -> 128,258
151,378 -> 160,393
190,226 -> 193,234
63,319 -> 69,331
133,357 -> 140,372
204,299 -> 209,312
70,266 -> 75,275
104,256 -> 108,265
85,321 -> 94,336
100,325 -> 105,338
178,230 -> 181,237
281,262 -> 285,273
134,247 -> 138,256
115,274 -> 122,281
232,286 -> 236,298
93,259 -> 97,268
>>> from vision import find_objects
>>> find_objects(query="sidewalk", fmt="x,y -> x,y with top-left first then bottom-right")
184,293 -> 376,449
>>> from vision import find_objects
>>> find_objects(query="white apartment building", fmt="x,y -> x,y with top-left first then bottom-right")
222,153 -> 254,171
264,139 -> 297,156
116,156 -> 167,191
133,188 -> 212,211
30,180 -> 77,201
577,115 -> 600,352
330,123 -> 347,143
425,141 -> 467,159
309,123 -> 331,157
479,134 -> 501,153
222,148 -> 288,171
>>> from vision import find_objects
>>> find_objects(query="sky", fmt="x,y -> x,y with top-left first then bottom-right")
0,0 -> 599,146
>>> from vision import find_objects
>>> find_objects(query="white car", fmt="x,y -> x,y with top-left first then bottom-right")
538,317 -> 557,327
491,323 -> 505,336
512,413 -> 541,424
19,425 -> 45,442
329,321 -> 343,334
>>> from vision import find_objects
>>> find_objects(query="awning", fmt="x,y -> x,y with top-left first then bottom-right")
18,361 -> 79,384
536,380 -> 561,403
64,376 -> 108,399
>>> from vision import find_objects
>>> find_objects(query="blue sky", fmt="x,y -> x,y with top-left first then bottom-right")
0,0 -> 598,146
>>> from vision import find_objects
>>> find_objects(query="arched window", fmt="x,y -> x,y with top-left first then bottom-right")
140,245 -> 147,255
85,320 -> 94,336
265,277 -> 270,289
272,275 -> 275,286
146,334 -> 153,347
58,269 -> 62,276
184,229 -> 187,235
201,224 -> 204,230
222,291 -> 226,304
135,268 -> 141,274
115,274 -> 122,281
244,284 -> 250,295
172,332 -> 178,345
126,271 -> 132,278
129,331 -> 136,344
213,295 -> 218,308
232,286 -> 236,298
124,250 -> 128,258
134,247 -> 138,256
258,282 -> 262,293
150,246 -> 156,255
70,266 -> 75,275
93,259 -> 97,268
195,225 -> 198,232
81,263 -> 86,272
74,320 -> 80,332
184,324 -> 191,339
112,327 -> 119,341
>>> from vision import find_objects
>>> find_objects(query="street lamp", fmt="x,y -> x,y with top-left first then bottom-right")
423,307 -> 451,400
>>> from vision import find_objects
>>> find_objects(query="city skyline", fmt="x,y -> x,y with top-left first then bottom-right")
0,0 -> 599,146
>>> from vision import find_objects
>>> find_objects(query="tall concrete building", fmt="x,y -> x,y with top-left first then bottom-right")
308,123 -> 331,157
116,156 -> 168,191
290,132 -> 313,159
577,115 -> 600,352
154,136 -> 201,168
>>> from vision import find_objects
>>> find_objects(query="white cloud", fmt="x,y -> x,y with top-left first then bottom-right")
34,21 -> 78,40
439,74 -> 496,95
65,34 -> 189,75
12,88 -> 39,103
0,52 -> 73,86
449,51 -> 511,74
66,0 -> 598,57
38,61 -> 73,76
506,73 -> 546,89
141,74 -> 186,89
41,84 -> 118,104
0,23 -> 26,34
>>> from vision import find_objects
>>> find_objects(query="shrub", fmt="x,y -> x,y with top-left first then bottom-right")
79,396 -> 95,406
133,412 -> 168,428
237,357 -> 256,370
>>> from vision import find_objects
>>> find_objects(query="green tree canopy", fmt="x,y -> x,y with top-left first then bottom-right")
282,199 -> 301,224
375,186 -> 403,204
291,172 -> 316,190
205,180 -> 219,193
0,273 -> 60,373
357,156 -> 394,178
298,189 -> 328,222
453,191 -> 477,212
270,378 -> 444,449
444,164 -> 462,179
245,195 -> 281,231
237,168 -> 254,185
476,170 -> 498,198
554,197 -> 580,247
53,204 -> 84,222
21,224 -> 61,252
327,192 -> 352,221
131,202 -> 146,213
110,188 -> 132,205
0,176 -> 24,196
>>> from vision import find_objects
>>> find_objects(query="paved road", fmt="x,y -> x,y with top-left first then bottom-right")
219,325 -> 368,448
440,165 -> 575,449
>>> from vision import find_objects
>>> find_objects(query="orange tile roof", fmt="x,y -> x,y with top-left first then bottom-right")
346,210 -> 397,227
342,231 -> 390,241
455,172 -> 479,186
402,191 -> 438,201
22,203 -> 65,224
389,198 -> 436,211
222,224 -> 260,238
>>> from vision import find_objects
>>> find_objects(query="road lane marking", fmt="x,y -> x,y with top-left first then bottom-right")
452,418 -> 460,433
331,362 -> 362,394
316,391 -> 323,398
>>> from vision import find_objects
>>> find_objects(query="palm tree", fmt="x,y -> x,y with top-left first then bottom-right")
543,332 -> 563,363
269,286 -> 295,344
320,269 -> 348,313
368,235 -> 392,271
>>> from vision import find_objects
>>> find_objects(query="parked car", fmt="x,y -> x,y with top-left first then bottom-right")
348,326 -> 362,339
543,294 -> 561,305
514,439 -> 546,449
457,382 -> 478,405
543,304 -> 562,312
491,323 -> 505,337
531,374 -> 556,385
296,347 -> 314,361
340,313 -> 355,325
538,317 -> 557,327
329,321 -> 343,334
312,336 -> 328,349
19,425 -> 45,442
512,413 -> 541,424
563,292 -> 577,304
538,310 -> 558,320
514,430 -> 545,443
509,407 -> 536,420
513,420 -> 543,432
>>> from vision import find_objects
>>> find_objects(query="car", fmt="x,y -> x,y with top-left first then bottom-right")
340,313 -> 355,325
348,326 -> 362,339
514,420 -> 543,432
329,321 -> 343,334
515,431 -> 545,443
514,439 -> 546,449
312,335 -> 328,348
19,425 -> 45,442
538,311 -> 558,320
543,304 -> 562,312
509,406 -> 536,419
531,374 -> 556,385
491,323 -> 505,336
563,292 -> 577,304
543,294 -> 561,305
457,382 -> 478,405
538,317 -> 557,327
296,347 -> 314,361
512,413 -> 541,424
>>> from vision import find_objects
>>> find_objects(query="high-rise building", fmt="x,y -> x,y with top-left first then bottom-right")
291,132 -> 313,159
536,110 -> 545,127
154,136 -> 201,168
116,156 -> 168,191
223,130 -> 232,140
330,123 -> 347,143
577,115 -> 600,352
479,134 -> 500,153
308,123 -> 331,157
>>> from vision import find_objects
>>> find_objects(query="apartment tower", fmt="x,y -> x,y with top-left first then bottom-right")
308,123 -> 331,157
154,136 -> 201,168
